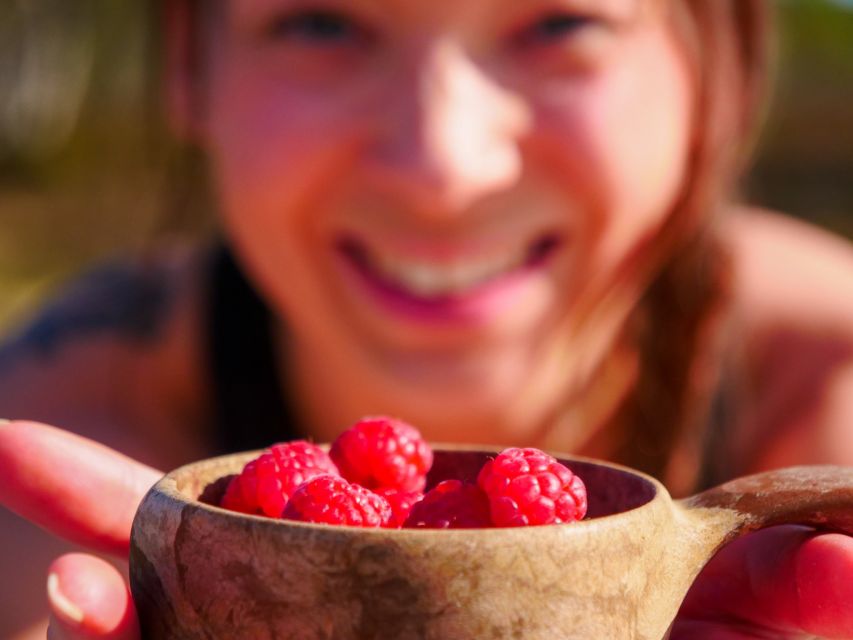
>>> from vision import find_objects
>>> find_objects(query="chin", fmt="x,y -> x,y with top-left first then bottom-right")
380,343 -> 538,404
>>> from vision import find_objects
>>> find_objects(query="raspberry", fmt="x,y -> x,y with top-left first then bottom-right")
221,459 -> 261,515
375,488 -> 424,528
330,416 -> 433,493
477,448 -> 587,527
403,480 -> 492,529
282,475 -> 392,527
220,441 -> 339,517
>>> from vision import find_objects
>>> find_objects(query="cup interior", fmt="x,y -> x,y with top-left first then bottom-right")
427,449 -> 657,518
188,447 -> 658,521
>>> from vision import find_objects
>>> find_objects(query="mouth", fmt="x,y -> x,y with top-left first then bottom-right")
335,231 -> 563,306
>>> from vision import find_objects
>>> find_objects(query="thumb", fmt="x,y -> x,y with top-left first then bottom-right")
46,553 -> 139,640
677,525 -> 853,639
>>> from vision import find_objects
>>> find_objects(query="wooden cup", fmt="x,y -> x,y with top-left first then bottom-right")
130,447 -> 853,639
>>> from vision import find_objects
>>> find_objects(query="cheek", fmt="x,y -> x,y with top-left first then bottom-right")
597,44 -> 694,231
537,25 -> 694,279
201,61 -> 367,318
204,54 -> 372,241
207,69 -> 346,221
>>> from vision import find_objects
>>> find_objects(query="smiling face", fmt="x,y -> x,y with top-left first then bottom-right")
178,0 -> 696,440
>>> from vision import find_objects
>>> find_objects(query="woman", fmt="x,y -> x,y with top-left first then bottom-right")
1,0 -> 853,637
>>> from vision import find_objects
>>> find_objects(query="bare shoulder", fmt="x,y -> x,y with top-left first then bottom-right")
724,207 -> 853,330
0,242 -> 214,468
722,208 -> 853,470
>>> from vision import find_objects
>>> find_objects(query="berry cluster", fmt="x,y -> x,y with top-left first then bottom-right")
220,416 -> 431,528
219,417 -> 588,529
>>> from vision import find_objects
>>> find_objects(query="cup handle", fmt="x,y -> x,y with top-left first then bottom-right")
655,466 -> 853,640
677,465 -> 853,552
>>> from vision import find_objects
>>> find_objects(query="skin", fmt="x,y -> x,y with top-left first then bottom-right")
198,0 -> 694,447
0,0 -> 853,637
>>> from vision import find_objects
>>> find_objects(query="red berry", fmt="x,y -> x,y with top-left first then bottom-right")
330,417 -> 433,493
220,441 -> 339,517
477,448 -> 587,527
403,480 -> 492,529
221,459 -> 260,515
375,488 -> 424,528
283,475 -> 392,527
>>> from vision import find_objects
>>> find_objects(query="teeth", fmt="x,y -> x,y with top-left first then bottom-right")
406,263 -> 448,297
374,250 -> 528,297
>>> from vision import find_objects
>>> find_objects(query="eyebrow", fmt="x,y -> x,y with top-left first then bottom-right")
546,0 -> 643,16
235,0 -> 643,23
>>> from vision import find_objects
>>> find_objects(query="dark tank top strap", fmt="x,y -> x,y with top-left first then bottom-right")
207,244 -> 301,454
695,338 -> 742,491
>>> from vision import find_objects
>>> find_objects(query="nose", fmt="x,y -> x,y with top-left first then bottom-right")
364,41 -> 529,217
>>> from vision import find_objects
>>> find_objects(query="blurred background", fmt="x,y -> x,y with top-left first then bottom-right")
0,0 -> 851,335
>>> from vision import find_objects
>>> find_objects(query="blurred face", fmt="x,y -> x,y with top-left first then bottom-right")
187,0 -> 694,428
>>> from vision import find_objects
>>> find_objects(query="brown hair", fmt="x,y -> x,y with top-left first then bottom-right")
608,0 -> 775,495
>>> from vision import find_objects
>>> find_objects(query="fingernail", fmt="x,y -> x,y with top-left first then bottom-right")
0,419 -> 9,425
47,573 -> 85,624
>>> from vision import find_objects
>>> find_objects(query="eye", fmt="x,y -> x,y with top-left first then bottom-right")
514,12 -> 596,47
268,9 -> 366,45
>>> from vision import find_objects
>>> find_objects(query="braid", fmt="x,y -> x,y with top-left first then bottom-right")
610,226 -> 734,497
601,0 -> 773,496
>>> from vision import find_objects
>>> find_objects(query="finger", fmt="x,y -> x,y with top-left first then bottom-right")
790,532 -> 853,638
678,526 -> 853,639
669,619 -> 779,639
0,420 -> 161,556
46,553 -> 139,640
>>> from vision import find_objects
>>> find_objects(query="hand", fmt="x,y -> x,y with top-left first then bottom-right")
0,420 -> 161,639
673,525 -> 853,639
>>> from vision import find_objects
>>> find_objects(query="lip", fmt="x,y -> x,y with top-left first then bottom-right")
333,233 -> 563,326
